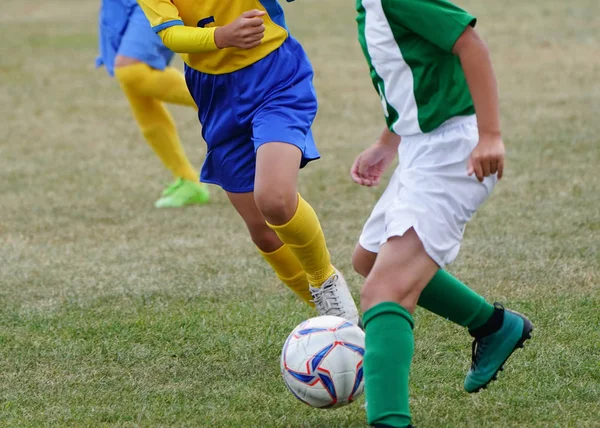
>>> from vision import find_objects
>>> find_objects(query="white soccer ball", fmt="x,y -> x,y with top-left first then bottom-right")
280,315 -> 365,408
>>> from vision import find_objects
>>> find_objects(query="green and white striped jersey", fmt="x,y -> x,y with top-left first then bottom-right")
357,0 -> 476,136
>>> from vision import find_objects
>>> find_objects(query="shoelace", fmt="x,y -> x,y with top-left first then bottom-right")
470,338 -> 488,370
311,276 -> 343,316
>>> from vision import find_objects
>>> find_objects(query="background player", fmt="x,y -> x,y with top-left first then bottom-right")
350,0 -> 533,426
136,1 -> 360,323
97,0 -> 209,208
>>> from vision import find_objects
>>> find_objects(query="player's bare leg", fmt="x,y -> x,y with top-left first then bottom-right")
352,244 -> 378,278
253,142 -> 359,324
360,229 -> 438,428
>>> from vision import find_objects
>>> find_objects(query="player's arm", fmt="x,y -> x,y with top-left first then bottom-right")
452,26 -> 504,180
350,129 -> 400,187
137,0 -> 266,52
136,0 -> 216,52
378,128 -> 401,149
389,0 -> 504,181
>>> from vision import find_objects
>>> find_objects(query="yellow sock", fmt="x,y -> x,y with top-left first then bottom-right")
259,245 -> 313,306
115,63 -> 197,108
266,195 -> 336,287
115,66 -> 199,182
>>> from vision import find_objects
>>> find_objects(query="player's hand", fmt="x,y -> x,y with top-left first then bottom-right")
214,10 -> 266,50
350,142 -> 398,187
467,132 -> 505,182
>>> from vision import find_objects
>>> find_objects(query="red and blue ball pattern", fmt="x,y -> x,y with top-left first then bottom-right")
281,316 -> 365,408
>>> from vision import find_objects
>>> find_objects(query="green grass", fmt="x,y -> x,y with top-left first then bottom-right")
1,0 -> 599,426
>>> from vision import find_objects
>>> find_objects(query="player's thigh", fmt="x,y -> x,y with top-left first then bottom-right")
361,228 -> 438,313
226,191 -> 282,252
253,143 -> 303,223
255,143 -> 302,197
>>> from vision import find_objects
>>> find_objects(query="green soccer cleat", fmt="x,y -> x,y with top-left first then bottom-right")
160,178 -> 185,197
464,304 -> 533,393
154,178 -> 210,208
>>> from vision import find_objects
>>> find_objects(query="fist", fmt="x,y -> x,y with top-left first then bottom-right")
467,133 -> 505,182
214,10 -> 266,50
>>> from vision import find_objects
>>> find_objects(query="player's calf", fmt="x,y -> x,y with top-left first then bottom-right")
254,188 -> 298,226
246,222 -> 285,254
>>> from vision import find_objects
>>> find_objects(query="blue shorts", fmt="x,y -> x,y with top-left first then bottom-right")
96,1 -> 174,77
185,37 -> 320,193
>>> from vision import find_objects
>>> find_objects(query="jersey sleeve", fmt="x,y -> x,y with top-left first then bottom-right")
136,0 -> 183,33
384,0 -> 476,52
160,26 -> 218,52
136,0 -> 218,52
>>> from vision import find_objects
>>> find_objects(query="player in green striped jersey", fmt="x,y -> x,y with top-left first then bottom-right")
350,1 -> 533,426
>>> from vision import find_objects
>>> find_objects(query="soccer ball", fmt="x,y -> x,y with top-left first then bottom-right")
280,315 -> 365,408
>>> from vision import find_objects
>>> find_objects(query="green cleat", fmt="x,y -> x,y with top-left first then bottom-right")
161,178 -> 185,197
464,304 -> 533,393
154,178 -> 210,208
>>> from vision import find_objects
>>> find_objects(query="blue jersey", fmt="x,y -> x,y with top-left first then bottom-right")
97,0 -> 174,76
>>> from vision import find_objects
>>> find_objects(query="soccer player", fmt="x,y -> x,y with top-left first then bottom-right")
135,0 -> 360,323
350,0 -> 533,426
97,0 -> 209,208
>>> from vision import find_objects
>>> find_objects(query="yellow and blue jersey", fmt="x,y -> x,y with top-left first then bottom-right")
137,0 -> 293,74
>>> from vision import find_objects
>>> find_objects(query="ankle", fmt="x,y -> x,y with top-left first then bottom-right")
468,303 -> 505,338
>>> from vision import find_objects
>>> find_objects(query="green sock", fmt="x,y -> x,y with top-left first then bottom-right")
364,302 -> 414,428
417,269 -> 494,330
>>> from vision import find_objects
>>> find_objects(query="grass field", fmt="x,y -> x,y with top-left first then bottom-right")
1,0 -> 599,426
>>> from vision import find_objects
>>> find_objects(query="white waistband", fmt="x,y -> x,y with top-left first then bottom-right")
402,115 -> 477,139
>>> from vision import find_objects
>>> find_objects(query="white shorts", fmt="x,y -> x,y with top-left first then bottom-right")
358,115 -> 497,267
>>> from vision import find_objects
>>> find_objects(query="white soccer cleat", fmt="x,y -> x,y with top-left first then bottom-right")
309,269 -> 360,326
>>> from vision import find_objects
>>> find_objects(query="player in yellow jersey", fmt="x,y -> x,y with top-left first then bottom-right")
137,0 -> 360,324
97,0 -> 209,208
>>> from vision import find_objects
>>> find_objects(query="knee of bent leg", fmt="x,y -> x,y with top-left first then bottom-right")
352,245 -> 376,278
114,62 -> 147,93
254,188 -> 297,225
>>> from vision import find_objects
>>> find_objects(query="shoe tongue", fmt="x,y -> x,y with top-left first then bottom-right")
322,276 -> 337,289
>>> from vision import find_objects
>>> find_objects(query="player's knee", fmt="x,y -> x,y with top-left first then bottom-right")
254,188 -> 296,225
114,62 -> 148,93
352,246 -> 375,278
352,255 -> 370,278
